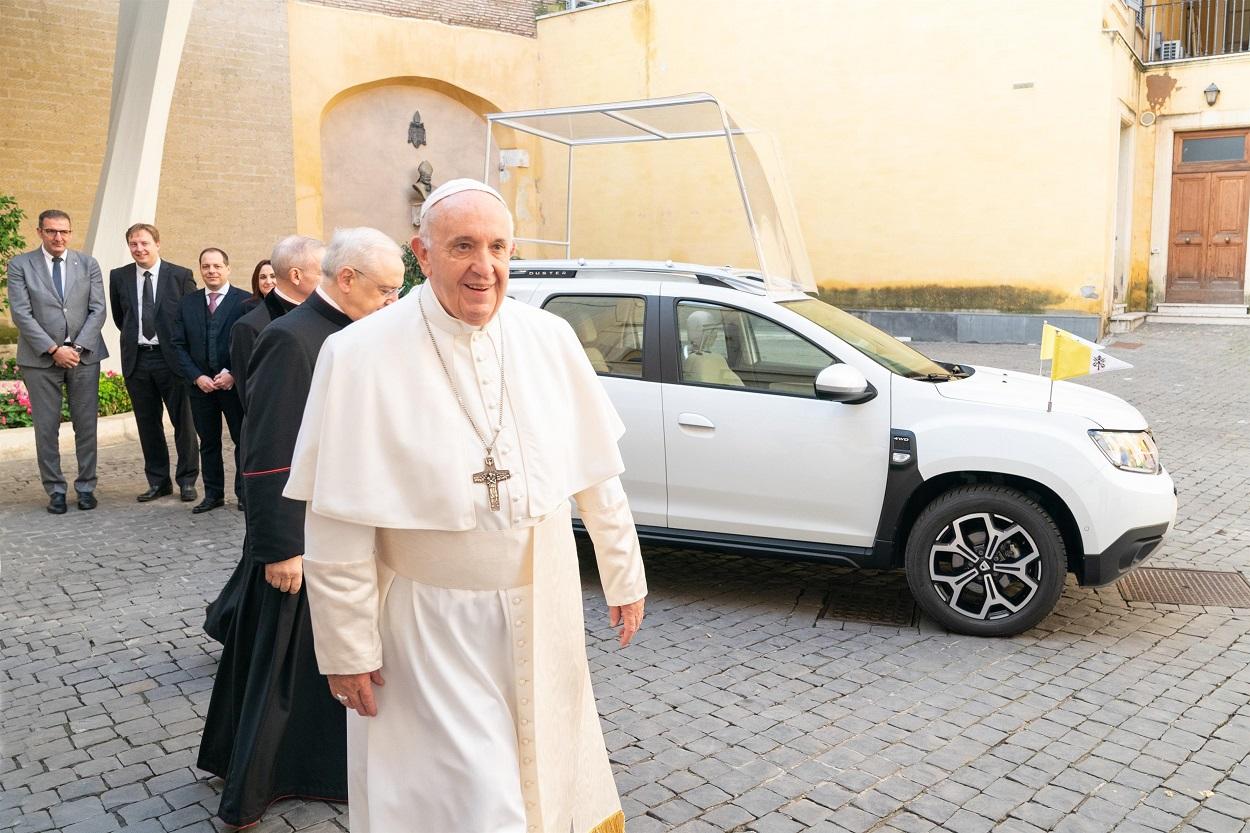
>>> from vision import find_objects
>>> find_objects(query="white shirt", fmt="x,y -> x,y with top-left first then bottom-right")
134,259 -> 162,345
42,247 -> 69,299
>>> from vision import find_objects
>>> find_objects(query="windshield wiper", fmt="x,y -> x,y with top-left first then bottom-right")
912,372 -> 955,382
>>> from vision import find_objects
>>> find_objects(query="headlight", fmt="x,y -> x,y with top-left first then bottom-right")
1089,430 -> 1161,474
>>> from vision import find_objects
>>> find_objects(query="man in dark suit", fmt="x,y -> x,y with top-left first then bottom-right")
172,247 -> 250,514
204,235 -> 324,642
109,223 -> 199,502
6,210 -> 109,514
228,235 -> 324,410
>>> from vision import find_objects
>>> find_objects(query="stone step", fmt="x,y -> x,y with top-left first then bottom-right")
1154,302 -> 1249,317
1146,313 -> 1250,326
1108,311 -> 1148,334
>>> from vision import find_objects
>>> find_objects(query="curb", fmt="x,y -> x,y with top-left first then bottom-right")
0,411 -> 173,463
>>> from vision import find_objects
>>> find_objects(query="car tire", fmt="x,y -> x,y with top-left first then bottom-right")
904,485 -> 1066,637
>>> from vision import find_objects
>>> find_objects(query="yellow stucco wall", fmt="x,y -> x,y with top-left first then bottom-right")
286,0 -> 539,240
1132,56 -> 1250,307
529,0 -> 1141,314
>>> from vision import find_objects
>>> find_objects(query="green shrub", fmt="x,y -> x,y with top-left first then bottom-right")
400,242 -> 426,297
0,195 -> 27,314
0,368 -> 134,429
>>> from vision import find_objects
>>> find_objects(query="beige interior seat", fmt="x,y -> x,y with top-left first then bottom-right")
574,317 -> 610,373
682,309 -> 743,387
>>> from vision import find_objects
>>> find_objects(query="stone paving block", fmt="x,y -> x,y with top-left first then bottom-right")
4,326 -> 1250,832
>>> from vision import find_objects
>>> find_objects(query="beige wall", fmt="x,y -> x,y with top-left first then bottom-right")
529,0 -> 1146,314
155,0 -> 298,280
321,82 -> 498,245
287,0 -> 539,240
1135,57 -> 1250,306
0,0 -> 297,303
0,0 -> 118,270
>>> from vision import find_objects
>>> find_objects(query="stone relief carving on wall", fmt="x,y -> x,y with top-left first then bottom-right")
407,110 -> 427,149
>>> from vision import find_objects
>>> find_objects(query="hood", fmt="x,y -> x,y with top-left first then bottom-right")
934,366 -> 1148,429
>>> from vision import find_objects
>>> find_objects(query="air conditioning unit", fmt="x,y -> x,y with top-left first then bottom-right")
1159,40 -> 1185,60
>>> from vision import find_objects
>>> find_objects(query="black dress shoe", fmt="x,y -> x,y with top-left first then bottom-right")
180,485 -> 198,502
77,492 -> 97,511
47,493 -> 67,515
193,497 -> 225,514
236,502 -> 245,512
137,484 -> 173,502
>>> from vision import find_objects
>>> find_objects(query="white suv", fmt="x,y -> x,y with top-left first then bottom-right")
509,260 -> 1178,637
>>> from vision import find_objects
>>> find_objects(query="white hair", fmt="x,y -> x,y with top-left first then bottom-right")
322,227 -> 403,278
271,235 -> 324,279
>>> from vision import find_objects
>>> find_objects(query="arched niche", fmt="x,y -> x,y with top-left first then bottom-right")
319,77 -> 501,245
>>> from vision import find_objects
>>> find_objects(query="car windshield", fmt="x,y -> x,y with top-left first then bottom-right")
781,297 -> 953,378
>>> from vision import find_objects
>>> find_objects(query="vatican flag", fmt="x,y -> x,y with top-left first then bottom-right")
1040,322 -> 1101,361
1050,328 -> 1132,381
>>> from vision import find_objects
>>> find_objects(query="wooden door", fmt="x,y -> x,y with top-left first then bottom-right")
1166,130 -> 1250,304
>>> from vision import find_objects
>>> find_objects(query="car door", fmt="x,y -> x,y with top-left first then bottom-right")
660,288 -> 889,547
539,289 -> 667,527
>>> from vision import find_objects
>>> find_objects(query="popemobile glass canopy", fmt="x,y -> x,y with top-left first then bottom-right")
484,93 -> 816,295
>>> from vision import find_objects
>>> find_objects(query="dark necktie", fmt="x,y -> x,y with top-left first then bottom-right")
141,270 -> 157,340
52,257 -> 64,301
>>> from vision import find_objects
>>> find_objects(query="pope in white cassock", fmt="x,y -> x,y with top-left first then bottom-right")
285,179 -> 648,833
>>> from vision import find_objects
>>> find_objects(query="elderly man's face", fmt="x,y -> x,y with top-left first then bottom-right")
414,192 -> 513,327
338,252 -> 404,321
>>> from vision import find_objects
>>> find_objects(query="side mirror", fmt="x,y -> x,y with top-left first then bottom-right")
815,363 -> 877,404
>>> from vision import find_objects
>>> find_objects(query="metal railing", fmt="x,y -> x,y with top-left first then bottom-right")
1141,0 -> 1250,62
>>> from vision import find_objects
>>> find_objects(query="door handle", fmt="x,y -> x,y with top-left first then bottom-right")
677,413 -> 715,430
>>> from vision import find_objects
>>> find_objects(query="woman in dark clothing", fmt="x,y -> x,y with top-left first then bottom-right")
243,259 -> 276,311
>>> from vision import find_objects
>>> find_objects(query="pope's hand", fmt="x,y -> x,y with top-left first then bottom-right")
264,555 -> 303,594
328,670 -> 385,717
609,598 -> 645,648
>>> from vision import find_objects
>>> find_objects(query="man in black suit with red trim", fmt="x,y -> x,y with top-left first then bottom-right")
109,223 -> 199,502
172,247 -> 250,514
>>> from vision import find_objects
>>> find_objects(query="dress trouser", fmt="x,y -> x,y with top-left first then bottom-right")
125,348 -> 199,489
189,387 -> 244,501
20,361 -> 100,496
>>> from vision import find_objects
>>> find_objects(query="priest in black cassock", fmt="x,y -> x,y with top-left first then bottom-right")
197,227 -> 404,827
203,234 -> 324,643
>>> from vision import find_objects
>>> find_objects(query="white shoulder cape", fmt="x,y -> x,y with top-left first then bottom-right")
284,291 -> 626,529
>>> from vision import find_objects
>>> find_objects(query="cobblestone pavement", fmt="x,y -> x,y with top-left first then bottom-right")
2,322 -> 1248,833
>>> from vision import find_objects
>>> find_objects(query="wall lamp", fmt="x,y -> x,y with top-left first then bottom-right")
1205,83 -> 1221,106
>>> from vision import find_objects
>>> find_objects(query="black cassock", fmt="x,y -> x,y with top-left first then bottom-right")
203,289 -> 296,643
197,291 -> 352,826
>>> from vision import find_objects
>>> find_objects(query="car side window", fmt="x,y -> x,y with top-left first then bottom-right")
543,295 -> 646,378
677,301 -> 834,396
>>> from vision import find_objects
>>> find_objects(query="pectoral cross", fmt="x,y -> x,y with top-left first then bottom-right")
472,455 -> 512,511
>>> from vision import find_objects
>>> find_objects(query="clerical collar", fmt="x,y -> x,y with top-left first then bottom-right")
418,281 -> 501,338
314,285 -> 345,313
272,286 -> 300,306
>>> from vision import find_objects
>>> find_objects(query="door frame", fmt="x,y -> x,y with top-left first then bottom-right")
1150,112 -> 1250,306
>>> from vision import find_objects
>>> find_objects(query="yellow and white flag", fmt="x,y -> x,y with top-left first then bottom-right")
1050,328 -> 1132,381
1040,322 -> 1101,361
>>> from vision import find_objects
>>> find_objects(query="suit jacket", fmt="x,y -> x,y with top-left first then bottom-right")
109,260 -> 197,377
7,247 -> 108,367
229,289 -> 296,411
171,285 -> 251,389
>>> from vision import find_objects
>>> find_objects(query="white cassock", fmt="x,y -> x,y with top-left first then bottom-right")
285,283 -> 648,833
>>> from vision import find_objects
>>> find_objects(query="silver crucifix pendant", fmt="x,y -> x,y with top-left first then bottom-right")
472,455 -> 512,511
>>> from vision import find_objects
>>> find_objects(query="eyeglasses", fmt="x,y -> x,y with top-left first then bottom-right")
349,266 -> 401,299
40,228 -> 72,237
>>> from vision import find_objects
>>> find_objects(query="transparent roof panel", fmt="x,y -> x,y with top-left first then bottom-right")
488,93 -> 816,294
492,94 -> 734,145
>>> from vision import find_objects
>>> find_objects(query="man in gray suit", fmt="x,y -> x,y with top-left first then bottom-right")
6,209 -> 109,514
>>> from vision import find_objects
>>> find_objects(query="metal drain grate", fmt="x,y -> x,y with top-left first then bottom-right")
819,582 -> 917,626
1119,568 -> 1250,607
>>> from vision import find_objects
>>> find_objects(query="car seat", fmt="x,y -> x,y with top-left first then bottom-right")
683,309 -> 744,387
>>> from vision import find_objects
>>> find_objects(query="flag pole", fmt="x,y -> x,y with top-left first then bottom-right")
1047,376 -> 1054,413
